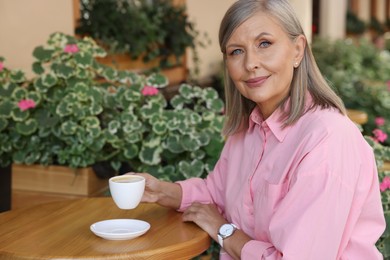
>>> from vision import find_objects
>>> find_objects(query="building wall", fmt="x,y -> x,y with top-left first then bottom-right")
0,0 -> 74,78
186,0 -> 236,82
290,0 -> 313,43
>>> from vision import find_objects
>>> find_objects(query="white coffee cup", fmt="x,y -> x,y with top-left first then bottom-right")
109,174 -> 145,210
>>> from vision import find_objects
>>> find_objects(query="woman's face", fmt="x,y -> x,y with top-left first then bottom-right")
225,12 -> 305,118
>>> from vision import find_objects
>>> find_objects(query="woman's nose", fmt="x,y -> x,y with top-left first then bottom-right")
245,50 -> 260,71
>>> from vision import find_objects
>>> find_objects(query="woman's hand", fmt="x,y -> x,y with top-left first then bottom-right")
182,202 -> 227,241
133,173 -> 161,203
128,172 -> 182,209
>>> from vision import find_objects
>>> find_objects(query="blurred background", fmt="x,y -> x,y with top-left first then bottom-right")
3,0 -> 387,83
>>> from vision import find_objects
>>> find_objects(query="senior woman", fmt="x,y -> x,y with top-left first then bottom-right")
134,0 -> 385,259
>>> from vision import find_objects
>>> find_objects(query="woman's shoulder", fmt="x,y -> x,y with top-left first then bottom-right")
297,107 -> 369,150
301,107 -> 356,134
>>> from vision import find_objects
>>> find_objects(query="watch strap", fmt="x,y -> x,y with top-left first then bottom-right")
218,233 -> 224,247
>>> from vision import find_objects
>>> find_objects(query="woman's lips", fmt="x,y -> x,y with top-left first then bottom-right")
245,76 -> 269,88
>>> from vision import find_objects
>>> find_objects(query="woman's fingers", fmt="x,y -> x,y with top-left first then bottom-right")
182,202 -> 226,237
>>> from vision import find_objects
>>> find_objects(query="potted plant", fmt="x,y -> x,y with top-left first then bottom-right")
370,16 -> 385,37
75,0 -> 209,83
0,32 -> 225,196
0,32 -> 126,195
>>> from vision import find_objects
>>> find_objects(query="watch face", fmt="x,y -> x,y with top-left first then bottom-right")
220,224 -> 234,236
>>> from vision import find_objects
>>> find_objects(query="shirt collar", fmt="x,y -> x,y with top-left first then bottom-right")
265,105 -> 291,142
248,106 -> 290,143
248,94 -> 313,143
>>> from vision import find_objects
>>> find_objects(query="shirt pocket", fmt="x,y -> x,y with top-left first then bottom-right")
253,177 -> 289,238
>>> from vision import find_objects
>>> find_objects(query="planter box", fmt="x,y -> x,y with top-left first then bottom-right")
346,109 -> 368,125
12,164 -> 108,196
96,53 -> 188,87
0,165 -> 11,212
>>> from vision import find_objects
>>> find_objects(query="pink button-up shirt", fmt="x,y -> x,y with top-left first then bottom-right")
177,103 -> 385,259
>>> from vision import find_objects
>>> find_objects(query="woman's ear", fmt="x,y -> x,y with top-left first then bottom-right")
293,34 -> 306,65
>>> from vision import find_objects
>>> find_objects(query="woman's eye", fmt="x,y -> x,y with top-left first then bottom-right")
230,49 -> 243,55
259,41 -> 271,48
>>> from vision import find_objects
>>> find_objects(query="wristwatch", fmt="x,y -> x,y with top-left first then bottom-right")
217,223 -> 237,248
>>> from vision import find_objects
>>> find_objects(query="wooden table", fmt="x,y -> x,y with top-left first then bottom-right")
0,197 -> 211,260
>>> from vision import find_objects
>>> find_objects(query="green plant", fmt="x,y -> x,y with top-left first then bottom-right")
0,58 -> 27,167
385,35 -> 390,52
105,82 -> 225,181
370,16 -> 385,35
76,0 -> 209,73
312,37 -> 390,144
386,18 -> 390,31
0,32 -> 224,181
346,11 -> 366,35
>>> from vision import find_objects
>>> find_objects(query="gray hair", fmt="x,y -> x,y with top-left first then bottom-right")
219,0 -> 346,136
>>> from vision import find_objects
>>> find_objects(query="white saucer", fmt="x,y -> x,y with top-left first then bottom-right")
90,219 -> 150,240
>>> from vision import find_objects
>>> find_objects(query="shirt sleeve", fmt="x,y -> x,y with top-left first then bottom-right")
241,134 -> 385,259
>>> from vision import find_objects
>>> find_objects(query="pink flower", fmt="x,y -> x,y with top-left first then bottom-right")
141,86 -> 159,96
375,117 -> 385,126
64,44 -> 79,54
372,128 -> 388,143
380,176 -> 390,192
0,61 -> 4,71
18,99 -> 36,111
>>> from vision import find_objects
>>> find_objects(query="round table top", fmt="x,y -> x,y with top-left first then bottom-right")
0,197 -> 210,260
